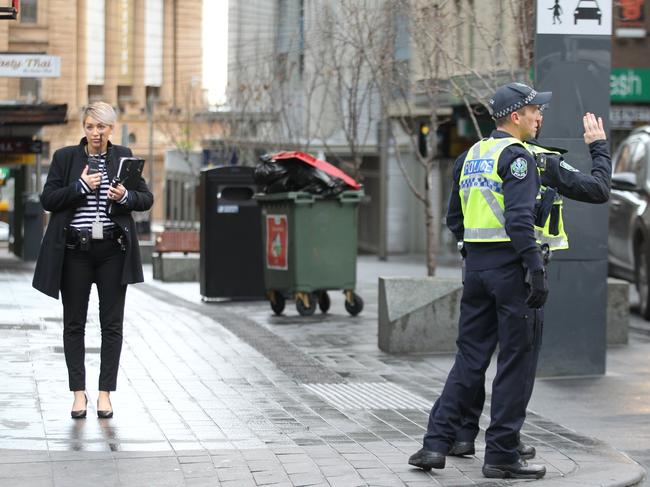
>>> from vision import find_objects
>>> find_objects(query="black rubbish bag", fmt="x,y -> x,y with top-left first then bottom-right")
254,154 -> 348,196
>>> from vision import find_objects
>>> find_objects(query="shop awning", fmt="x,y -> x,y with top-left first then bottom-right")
0,103 -> 67,125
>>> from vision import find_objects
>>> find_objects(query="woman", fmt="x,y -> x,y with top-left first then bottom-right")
33,102 -> 153,419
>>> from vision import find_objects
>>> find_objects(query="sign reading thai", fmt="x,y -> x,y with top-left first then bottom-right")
0,55 -> 60,77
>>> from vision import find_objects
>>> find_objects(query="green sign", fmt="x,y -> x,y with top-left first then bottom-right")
0,167 -> 9,179
611,68 -> 650,103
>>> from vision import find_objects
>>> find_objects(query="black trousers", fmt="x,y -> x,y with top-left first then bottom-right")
61,239 -> 127,391
423,263 -> 541,464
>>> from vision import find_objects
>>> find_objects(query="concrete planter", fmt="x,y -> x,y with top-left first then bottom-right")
378,277 -> 462,353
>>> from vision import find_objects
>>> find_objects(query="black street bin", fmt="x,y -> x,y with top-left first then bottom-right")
22,194 -> 43,262
200,166 -> 265,300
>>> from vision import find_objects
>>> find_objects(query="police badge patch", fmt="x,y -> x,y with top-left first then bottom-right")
510,158 -> 528,179
559,160 -> 579,172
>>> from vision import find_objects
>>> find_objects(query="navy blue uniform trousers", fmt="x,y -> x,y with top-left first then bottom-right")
423,262 -> 541,464
447,306 -> 543,444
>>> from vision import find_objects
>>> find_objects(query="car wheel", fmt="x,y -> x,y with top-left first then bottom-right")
636,243 -> 650,320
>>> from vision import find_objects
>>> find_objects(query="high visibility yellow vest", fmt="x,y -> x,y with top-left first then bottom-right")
459,137 -> 569,251
524,142 -> 569,251
459,137 -> 524,242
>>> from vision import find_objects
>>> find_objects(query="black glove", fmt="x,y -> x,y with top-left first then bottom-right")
526,269 -> 548,309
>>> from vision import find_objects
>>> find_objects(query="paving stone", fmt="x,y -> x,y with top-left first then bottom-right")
282,461 -> 318,474
118,470 -> 185,486
12,478 -> 54,487
288,472 -> 328,486
0,462 -> 52,479
0,254 -> 645,487
219,480 -> 256,487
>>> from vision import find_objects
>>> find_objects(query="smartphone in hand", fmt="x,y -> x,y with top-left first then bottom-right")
87,156 -> 102,175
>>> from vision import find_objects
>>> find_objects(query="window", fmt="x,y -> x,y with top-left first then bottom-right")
20,0 -> 37,23
87,85 -> 104,103
394,11 -> 410,61
146,86 -> 160,102
276,0 -> 303,80
298,0 -> 304,76
632,140 -> 648,179
467,0 -> 475,67
117,85 -> 133,112
19,78 -> 40,103
614,141 -> 638,174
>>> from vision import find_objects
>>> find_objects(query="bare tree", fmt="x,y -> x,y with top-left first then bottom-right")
372,0 -> 535,275
158,77 -> 211,177
370,0 -> 454,275
310,0 -> 388,180
444,0 -> 536,138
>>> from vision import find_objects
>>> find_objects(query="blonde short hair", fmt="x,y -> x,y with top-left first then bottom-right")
82,102 -> 117,126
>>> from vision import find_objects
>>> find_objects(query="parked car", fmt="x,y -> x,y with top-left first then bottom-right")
574,0 -> 602,25
608,125 -> 650,318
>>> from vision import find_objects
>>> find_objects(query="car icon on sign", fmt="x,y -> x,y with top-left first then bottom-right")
574,0 -> 602,24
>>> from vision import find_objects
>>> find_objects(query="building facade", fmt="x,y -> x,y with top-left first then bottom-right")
611,0 -> 650,147
227,0 -> 531,258
0,0 -> 204,232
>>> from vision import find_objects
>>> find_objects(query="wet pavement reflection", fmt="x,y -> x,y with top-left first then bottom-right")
0,253 -> 644,486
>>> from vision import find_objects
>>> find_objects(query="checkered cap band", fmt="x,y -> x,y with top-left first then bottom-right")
491,89 -> 538,119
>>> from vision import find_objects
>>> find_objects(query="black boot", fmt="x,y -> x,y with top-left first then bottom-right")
448,441 -> 475,456
517,442 -> 536,460
408,449 -> 445,470
482,460 -> 546,479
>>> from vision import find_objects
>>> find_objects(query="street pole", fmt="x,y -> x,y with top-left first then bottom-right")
147,92 -> 154,185
147,92 -> 155,233
534,1 -> 612,377
34,129 -> 42,194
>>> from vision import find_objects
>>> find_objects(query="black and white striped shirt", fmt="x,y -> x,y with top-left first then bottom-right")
71,154 -> 127,230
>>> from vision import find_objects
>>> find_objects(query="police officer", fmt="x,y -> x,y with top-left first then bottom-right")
444,112 -> 611,461
409,82 -> 551,479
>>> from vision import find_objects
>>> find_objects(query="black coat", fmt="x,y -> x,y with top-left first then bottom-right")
32,138 -> 154,299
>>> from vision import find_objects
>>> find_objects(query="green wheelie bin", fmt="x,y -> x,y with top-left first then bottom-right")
257,190 -> 364,316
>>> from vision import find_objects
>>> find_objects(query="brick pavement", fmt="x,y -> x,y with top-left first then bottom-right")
0,251 -> 644,486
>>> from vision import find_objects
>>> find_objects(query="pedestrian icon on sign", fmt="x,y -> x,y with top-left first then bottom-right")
549,0 -> 563,24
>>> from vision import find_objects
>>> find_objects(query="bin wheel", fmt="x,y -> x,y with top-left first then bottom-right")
269,292 -> 285,315
344,291 -> 364,316
296,292 -> 317,316
318,292 -> 331,313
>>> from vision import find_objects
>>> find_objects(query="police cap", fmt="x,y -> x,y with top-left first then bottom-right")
489,82 -> 552,120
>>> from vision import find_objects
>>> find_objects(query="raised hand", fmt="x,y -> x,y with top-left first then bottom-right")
583,112 -> 606,144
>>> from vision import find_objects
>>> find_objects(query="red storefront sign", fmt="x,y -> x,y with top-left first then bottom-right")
618,0 -> 645,26
266,215 -> 288,270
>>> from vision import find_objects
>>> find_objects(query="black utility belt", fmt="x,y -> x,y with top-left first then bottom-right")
65,226 -> 123,250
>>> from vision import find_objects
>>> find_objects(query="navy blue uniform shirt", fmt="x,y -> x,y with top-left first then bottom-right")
540,139 -> 611,203
447,130 -> 543,272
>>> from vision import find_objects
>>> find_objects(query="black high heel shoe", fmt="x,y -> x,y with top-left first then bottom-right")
71,394 -> 88,419
97,398 -> 113,419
